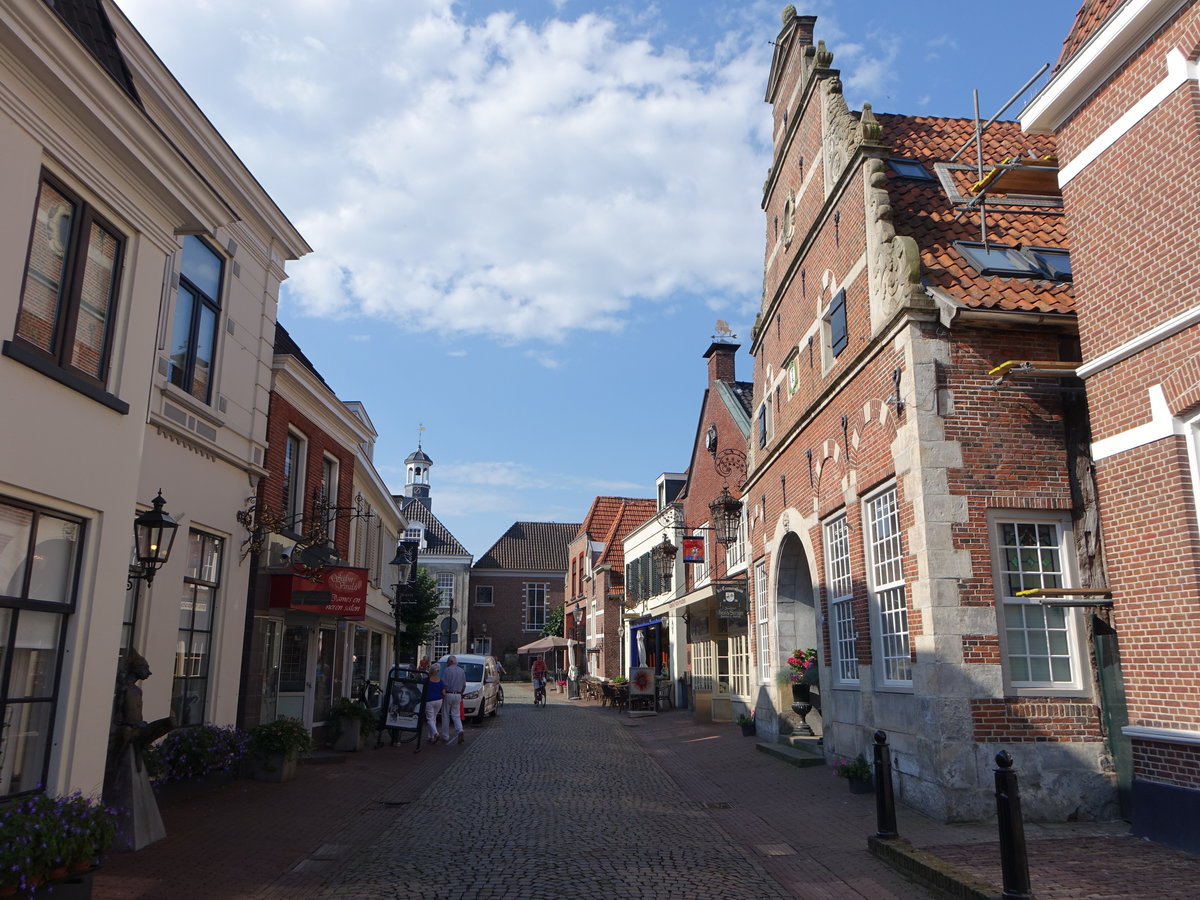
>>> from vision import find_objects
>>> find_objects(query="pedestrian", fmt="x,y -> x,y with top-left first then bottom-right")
424,663 -> 444,743
417,656 -> 429,673
440,655 -> 467,745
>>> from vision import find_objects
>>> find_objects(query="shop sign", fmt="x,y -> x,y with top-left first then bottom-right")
715,585 -> 748,620
682,536 -> 705,563
269,566 -> 368,619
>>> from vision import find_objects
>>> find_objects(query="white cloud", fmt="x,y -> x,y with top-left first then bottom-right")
115,0 -> 769,344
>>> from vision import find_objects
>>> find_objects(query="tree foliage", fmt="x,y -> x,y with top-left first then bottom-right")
541,603 -> 564,638
396,569 -> 441,663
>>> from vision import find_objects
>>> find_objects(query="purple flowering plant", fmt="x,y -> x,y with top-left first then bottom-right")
145,723 -> 251,786
0,790 -> 117,891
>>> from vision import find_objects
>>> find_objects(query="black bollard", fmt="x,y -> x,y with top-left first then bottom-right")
994,751 -> 1032,900
872,730 -> 898,839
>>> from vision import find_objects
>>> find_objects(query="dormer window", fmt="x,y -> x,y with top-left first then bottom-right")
887,158 -> 935,181
955,241 -> 1072,282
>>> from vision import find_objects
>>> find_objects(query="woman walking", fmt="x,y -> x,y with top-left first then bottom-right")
424,663 -> 444,743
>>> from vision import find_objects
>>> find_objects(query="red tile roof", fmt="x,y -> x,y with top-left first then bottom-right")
578,497 -> 657,573
878,113 -> 1074,316
1056,0 -> 1125,71
473,521 -> 580,570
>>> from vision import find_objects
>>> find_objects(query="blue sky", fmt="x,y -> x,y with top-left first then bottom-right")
113,0 -> 1081,557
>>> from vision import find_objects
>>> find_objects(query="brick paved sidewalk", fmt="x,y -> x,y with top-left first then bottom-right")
622,708 -> 1200,900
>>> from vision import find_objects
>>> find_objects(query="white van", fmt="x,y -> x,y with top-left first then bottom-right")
437,654 -> 501,723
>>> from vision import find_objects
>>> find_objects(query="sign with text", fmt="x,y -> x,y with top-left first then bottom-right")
269,566 -> 368,619
715,585 -> 748,620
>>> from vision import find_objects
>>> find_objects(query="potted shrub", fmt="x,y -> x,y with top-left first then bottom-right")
0,792 -> 117,895
248,717 -> 313,782
736,711 -> 756,737
329,697 -> 378,752
834,753 -> 873,793
786,648 -> 818,701
146,723 -> 250,804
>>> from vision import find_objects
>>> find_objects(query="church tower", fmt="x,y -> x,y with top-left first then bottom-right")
404,444 -> 433,510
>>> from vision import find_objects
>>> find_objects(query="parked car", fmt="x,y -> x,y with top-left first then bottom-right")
437,654 -> 500,724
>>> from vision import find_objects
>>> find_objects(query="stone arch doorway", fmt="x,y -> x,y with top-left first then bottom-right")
774,531 -> 821,734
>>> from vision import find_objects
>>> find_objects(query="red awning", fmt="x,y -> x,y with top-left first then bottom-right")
269,566 -> 368,620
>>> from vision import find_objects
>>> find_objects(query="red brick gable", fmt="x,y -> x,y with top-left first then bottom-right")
878,113 -> 1073,316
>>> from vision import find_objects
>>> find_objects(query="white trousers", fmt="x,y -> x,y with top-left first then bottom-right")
424,698 -> 442,739
439,692 -> 463,737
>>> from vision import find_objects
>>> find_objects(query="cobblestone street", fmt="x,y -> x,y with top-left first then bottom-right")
315,688 -> 932,900
93,687 -> 1200,900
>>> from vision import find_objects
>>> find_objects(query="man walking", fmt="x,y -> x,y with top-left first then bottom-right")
440,655 -> 467,745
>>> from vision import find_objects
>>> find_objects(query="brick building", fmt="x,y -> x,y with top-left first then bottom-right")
566,497 -> 657,679
621,337 -> 754,720
470,521 -> 578,675
745,9 -> 1115,822
1021,0 -> 1200,850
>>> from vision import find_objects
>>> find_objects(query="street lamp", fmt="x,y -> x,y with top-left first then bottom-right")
708,485 -> 744,545
130,491 -> 179,585
389,540 -> 418,661
651,534 -> 678,589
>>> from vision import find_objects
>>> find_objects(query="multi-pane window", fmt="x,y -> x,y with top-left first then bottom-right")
996,519 -> 1076,686
282,432 -> 304,525
866,487 -> 910,684
824,514 -> 858,682
525,583 -> 548,632
167,235 -> 223,402
15,174 -> 124,385
436,573 -> 454,610
692,640 -> 714,693
432,634 -> 450,660
0,498 -> 82,797
475,585 -> 494,606
692,529 -> 710,585
730,633 -> 750,697
173,530 -> 223,726
320,456 -> 338,541
726,515 -> 746,570
754,560 -> 771,682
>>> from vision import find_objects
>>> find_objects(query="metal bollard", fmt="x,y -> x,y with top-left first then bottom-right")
994,751 -> 1032,900
872,730 -> 898,839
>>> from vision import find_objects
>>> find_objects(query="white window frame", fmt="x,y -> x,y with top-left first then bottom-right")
725,514 -> 747,572
864,484 -> 911,687
525,582 -> 548,632
692,528 -> 710,586
823,512 -> 858,683
282,430 -> 306,526
754,559 -> 771,683
320,455 -> 338,540
436,572 -> 454,611
989,511 -> 1087,695
692,640 -> 714,693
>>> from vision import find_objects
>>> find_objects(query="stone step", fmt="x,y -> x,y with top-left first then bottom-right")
756,738 -> 826,769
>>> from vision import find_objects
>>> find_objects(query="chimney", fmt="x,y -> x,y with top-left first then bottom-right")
704,341 -> 739,385
791,14 -> 816,48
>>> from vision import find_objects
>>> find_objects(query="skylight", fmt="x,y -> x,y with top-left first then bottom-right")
955,241 -> 1072,281
888,158 -> 935,181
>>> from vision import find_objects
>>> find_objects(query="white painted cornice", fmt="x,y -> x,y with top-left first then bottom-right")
1021,0 -> 1189,134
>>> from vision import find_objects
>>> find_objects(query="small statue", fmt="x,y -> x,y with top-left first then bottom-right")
103,648 -> 176,851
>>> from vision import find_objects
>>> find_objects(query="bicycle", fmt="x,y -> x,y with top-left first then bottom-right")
533,677 -> 547,707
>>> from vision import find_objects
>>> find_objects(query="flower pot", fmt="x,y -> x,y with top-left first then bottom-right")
333,718 -> 366,752
251,751 -> 298,782
847,775 -> 873,794
791,683 -> 811,703
739,722 -> 756,737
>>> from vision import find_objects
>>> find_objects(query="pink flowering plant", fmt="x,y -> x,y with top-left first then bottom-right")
786,648 -> 818,684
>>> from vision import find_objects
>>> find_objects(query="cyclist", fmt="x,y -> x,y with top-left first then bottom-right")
531,656 -> 548,706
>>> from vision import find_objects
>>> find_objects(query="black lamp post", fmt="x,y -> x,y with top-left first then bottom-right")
130,491 -> 179,585
389,540 -> 417,661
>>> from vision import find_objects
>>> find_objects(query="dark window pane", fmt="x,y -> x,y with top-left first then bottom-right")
69,221 -> 120,378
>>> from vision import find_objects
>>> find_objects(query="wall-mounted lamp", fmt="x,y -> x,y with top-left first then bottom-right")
651,534 -> 678,589
130,491 -> 179,585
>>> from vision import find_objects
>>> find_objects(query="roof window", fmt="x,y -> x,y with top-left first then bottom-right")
887,158 -> 934,181
955,241 -> 1072,281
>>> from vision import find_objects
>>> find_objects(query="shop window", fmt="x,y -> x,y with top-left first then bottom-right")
0,496 -> 83,797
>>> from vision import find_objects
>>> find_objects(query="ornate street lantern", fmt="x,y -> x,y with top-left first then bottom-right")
651,534 -> 678,589
708,485 -> 743,545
